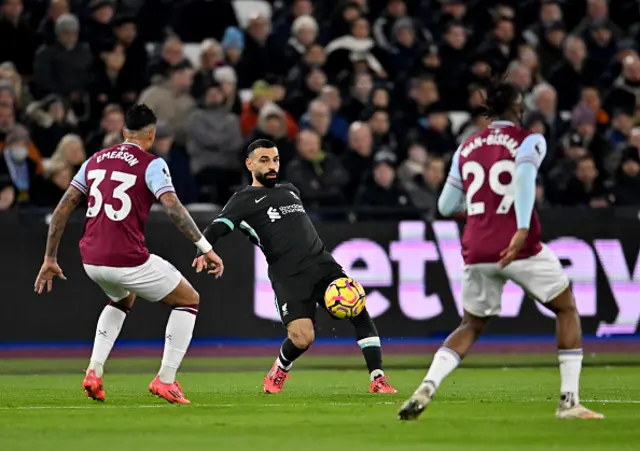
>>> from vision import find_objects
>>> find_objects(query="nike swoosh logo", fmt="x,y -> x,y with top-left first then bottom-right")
255,196 -> 267,203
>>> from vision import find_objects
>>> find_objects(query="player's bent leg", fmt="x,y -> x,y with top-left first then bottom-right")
83,293 -> 135,402
398,311 -> 490,420
264,318 -> 314,394
545,288 -> 604,419
149,278 -> 199,405
349,308 -> 397,393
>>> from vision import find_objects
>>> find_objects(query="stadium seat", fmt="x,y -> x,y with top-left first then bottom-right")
232,0 -> 272,28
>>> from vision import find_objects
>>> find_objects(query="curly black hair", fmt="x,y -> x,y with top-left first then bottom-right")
484,79 -> 522,118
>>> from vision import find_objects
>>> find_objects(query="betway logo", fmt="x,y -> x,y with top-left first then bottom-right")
253,221 -> 640,336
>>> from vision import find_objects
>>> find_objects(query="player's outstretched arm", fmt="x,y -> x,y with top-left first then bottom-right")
34,186 -> 84,293
158,192 -> 224,277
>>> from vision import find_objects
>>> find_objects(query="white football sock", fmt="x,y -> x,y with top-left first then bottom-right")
558,349 -> 583,402
158,309 -> 197,384
88,304 -> 127,377
276,354 -> 293,372
423,347 -> 461,389
370,369 -> 385,381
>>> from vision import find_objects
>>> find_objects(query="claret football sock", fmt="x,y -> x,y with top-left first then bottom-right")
558,348 -> 583,404
277,338 -> 307,371
158,304 -> 198,384
350,308 -> 384,378
422,347 -> 461,389
87,301 -> 129,378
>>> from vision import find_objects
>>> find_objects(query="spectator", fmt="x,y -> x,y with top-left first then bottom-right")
236,15 -> 282,89
32,158 -> 71,207
221,26 -> 244,69
584,20 -> 618,71
214,66 -> 242,116
112,15 -> 148,93
430,0 -> 472,40
318,85 -> 349,145
145,36 -> 189,85
0,61 -> 32,111
580,86 -> 609,133
400,76 -> 439,135
284,15 -> 319,68
518,45 -> 542,86
152,122 -> 197,205
48,133 -> 85,173
615,145 -> 640,205
599,38 -> 638,89
506,61 -> 533,93
548,35 -> 595,111
139,60 -> 196,147
285,129 -> 349,208
387,17 -> 421,81
410,103 -> 455,156
285,66 -> 328,120
328,0 -> 363,40
33,13 -> 93,120
0,93 -> 16,138
241,80 -> 297,139
438,21 -> 469,110
573,0 -> 624,40
606,108 -> 634,151
0,0 -> 37,76
185,83 -> 243,204
341,121 -> 373,201
397,143 -> 428,184
405,156 -> 445,219
354,150 -> 414,220
523,0 -> 563,48
343,71 -> 374,122
300,99 -> 345,155
191,39 -> 224,100
82,0 -> 115,53
559,154 -> 612,208
0,124 -> 44,206
272,0 -> 314,46
570,102 -> 612,176
535,176 -> 551,210
85,103 -> 123,156
524,111 -> 548,137
537,21 -> 566,80
90,42 -> 140,122
250,102 -> 296,168
605,55 -> 640,117
37,0 -> 69,46
476,17 -> 517,76
25,94 -> 78,158
366,107 -> 397,153
528,83 -> 568,152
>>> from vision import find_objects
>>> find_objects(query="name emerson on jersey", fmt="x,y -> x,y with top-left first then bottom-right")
95,145 -> 141,166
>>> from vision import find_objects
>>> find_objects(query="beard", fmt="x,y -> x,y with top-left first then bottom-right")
255,170 -> 279,188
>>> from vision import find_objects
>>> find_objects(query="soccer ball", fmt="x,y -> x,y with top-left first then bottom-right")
324,277 -> 366,319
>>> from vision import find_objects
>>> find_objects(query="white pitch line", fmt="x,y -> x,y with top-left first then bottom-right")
1,399 -> 638,411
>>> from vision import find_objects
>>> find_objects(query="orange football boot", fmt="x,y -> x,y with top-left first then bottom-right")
149,375 -> 191,404
263,361 -> 290,394
369,375 -> 397,393
83,369 -> 105,402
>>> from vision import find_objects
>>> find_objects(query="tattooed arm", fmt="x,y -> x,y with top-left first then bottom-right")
45,186 -> 85,259
159,192 -> 204,243
35,186 -> 84,294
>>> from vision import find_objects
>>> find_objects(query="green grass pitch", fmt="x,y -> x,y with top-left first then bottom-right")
0,356 -> 638,451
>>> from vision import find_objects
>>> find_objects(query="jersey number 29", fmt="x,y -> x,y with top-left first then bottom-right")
462,160 -> 515,216
86,169 -> 137,221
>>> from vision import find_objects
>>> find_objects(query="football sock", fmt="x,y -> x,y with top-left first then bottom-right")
351,308 -> 384,380
558,348 -> 583,403
158,304 -> 198,384
88,301 -> 129,378
422,347 -> 461,389
277,338 -> 307,371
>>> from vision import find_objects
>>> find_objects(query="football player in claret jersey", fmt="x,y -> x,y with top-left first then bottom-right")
34,104 -> 222,405
398,81 -> 603,420
192,139 -> 397,394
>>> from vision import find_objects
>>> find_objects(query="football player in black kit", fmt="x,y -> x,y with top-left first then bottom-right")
193,139 -> 397,394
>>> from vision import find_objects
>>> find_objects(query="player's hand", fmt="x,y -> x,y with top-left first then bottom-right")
192,250 -> 224,279
34,257 -> 67,294
498,229 -> 529,269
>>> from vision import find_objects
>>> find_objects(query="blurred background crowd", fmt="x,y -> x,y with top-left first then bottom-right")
0,0 -> 639,220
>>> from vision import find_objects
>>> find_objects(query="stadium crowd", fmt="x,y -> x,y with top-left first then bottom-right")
0,0 -> 639,219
